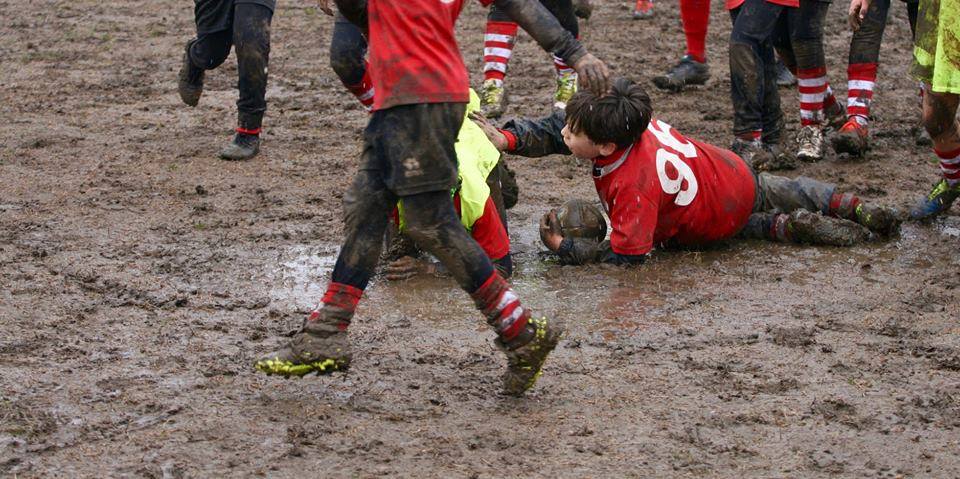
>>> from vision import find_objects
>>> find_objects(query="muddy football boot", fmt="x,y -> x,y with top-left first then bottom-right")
796,125 -> 824,162
574,0 -> 593,19
854,203 -> 901,237
554,71 -> 578,110
831,119 -> 869,156
823,100 -> 847,131
755,142 -> 798,171
910,178 -> 960,220
480,79 -> 507,119
731,136 -> 765,165
219,132 -> 261,161
255,320 -> 351,377
775,59 -> 797,87
178,40 -> 204,107
497,317 -> 564,396
632,0 -> 654,19
653,55 -> 709,93
789,209 -> 875,246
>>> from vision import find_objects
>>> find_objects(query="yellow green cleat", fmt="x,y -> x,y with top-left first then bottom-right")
498,316 -> 564,396
254,326 -> 351,377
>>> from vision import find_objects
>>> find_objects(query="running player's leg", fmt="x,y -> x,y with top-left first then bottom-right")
221,2 -> 273,160
541,0 -> 580,108
330,13 -> 374,110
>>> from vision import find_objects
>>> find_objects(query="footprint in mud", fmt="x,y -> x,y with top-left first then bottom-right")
766,325 -> 817,348
810,397 -> 871,430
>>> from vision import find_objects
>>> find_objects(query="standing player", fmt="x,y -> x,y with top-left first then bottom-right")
651,0 -> 710,92
473,78 -> 900,264
255,0 -> 610,396
478,0 -> 582,117
908,0 -> 960,219
178,0 -> 276,160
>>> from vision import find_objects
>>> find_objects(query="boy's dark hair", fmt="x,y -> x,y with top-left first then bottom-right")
565,77 -> 652,149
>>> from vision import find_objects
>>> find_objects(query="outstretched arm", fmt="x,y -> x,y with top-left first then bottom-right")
493,0 -> 609,94
472,110 -> 571,158
540,211 -> 646,266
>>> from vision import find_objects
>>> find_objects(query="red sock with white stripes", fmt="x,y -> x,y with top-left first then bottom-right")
937,146 -> 960,187
847,62 -> 878,127
343,62 -> 375,111
483,21 -> 518,86
823,83 -> 838,113
797,67 -> 828,127
553,54 -> 576,78
470,272 -> 533,348
680,0 -> 710,63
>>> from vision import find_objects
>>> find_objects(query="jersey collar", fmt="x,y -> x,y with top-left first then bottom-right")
592,144 -> 633,179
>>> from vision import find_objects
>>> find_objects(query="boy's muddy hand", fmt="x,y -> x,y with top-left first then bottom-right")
847,0 -> 871,30
316,0 -> 335,15
573,53 -> 610,96
539,210 -> 564,252
385,256 -> 436,281
469,112 -> 508,151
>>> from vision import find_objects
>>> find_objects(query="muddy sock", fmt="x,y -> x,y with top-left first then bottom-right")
344,63 -> 375,111
767,213 -> 794,242
798,67 -> 827,127
847,63 -> 877,127
553,53 -> 576,79
937,146 -> 960,187
470,272 -> 533,349
483,21 -> 518,85
828,192 -> 862,221
307,282 -> 363,333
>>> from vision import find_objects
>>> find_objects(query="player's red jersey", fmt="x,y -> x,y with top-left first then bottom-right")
592,119 -> 756,255
368,0 -> 494,111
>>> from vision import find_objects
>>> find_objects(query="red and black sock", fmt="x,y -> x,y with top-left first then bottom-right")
470,272 -> 531,348
309,282 -> 363,330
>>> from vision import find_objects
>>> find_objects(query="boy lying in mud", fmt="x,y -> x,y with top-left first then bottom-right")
472,78 -> 901,265
383,90 -> 514,279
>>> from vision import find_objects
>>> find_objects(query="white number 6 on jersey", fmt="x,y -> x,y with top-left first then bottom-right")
656,149 -> 698,206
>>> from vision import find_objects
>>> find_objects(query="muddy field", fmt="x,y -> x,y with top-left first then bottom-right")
2,0 -> 959,477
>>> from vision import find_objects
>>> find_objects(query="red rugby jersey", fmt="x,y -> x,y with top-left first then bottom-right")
592,119 -> 756,255
368,0 -> 494,111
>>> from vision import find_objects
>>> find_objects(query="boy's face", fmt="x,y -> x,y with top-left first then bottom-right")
561,123 -> 617,160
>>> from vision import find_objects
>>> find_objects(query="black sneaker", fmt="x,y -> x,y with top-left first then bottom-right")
178,40 -> 204,107
219,132 -> 261,161
652,55 -> 710,93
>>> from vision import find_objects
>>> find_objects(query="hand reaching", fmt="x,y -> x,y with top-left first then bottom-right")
539,210 -> 564,252
384,256 -> 437,281
469,112 -> 509,151
848,0 -> 872,31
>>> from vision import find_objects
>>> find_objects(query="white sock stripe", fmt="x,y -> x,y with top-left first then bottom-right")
484,47 -> 514,58
847,97 -> 870,108
847,80 -> 875,91
484,62 -> 508,73
798,77 -> 827,88
495,289 -> 519,312
484,33 -> 516,44
800,110 -> 821,120
941,166 -> 960,175
800,93 -> 824,103
940,156 -> 960,165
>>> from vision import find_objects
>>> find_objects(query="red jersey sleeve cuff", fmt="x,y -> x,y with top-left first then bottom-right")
500,129 -> 517,152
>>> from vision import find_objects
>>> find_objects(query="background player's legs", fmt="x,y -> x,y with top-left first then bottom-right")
786,1 -> 831,161
330,13 -> 374,110
480,7 -> 519,118
540,0 -> 580,108
832,0 -> 890,156
911,90 -> 960,218
728,0 -> 784,161
177,29 -> 231,107
220,3 -> 273,161
653,0 -> 711,92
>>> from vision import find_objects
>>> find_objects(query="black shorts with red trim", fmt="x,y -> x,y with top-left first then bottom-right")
360,103 -> 466,197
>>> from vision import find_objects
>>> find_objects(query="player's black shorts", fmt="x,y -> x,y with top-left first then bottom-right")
194,0 -> 276,35
360,103 -> 466,197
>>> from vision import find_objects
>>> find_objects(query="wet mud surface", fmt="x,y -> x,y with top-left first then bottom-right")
2,1 -> 959,476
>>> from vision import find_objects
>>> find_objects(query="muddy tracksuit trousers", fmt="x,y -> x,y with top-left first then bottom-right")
190,0 -> 274,131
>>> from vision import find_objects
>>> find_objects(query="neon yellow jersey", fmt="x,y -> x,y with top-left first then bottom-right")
912,0 -> 960,94
398,89 -> 501,231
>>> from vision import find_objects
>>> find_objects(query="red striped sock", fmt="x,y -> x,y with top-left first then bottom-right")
470,272 -> 530,343
828,192 -> 862,221
309,282 -> 364,331
847,62 -> 878,127
798,67 -> 828,127
483,21 -> 518,83
553,54 -> 576,77
680,0 -> 710,63
937,146 -> 960,186
344,63 -> 375,111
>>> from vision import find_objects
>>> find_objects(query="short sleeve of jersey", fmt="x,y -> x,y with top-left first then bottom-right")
608,183 -> 659,256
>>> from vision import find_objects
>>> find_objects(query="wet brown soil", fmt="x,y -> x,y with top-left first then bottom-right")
2,1 -> 959,477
